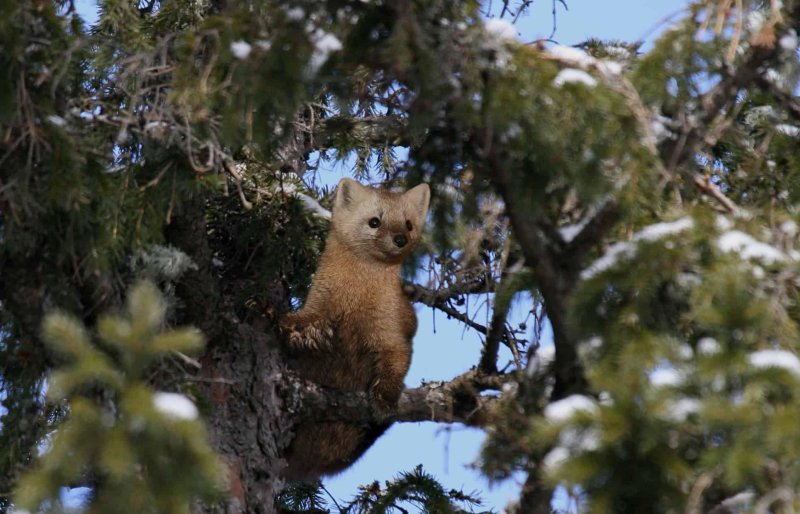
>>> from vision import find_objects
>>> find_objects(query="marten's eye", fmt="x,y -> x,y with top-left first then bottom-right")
368,217 -> 381,228
406,220 -> 413,231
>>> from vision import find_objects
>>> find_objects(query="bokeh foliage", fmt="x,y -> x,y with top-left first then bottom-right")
14,281 -> 225,514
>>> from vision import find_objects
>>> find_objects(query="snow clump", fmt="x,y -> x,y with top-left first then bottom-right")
308,31 -> 343,74
484,18 -> 518,43
46,115 -> 66,127
581,217 -> 694,280
650,367 -> 683,388
696,337 -> 721,355
153,392 -> 199,420
230,40 -> 252,59
526,344 -> 555,376
748,349 -> 800,377
717,230 -> 785,264
548,45 -> 622,76
776,124 -> 800,137
663,398 -> 701,422
544,395 -> 597,423
779,29 -> 799,51
553,68 -> 597,88
542,446 -> 569,473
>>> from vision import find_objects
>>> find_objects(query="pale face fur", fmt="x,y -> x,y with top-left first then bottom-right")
331,178 -> 430,264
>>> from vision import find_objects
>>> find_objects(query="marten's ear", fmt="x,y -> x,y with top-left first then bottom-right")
403,183 -> 430,222
334,178 -> 371,212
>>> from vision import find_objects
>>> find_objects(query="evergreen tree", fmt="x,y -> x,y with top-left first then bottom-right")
0,0 -> 799,513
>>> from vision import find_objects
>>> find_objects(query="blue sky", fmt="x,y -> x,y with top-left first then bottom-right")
64,1 -> 693,511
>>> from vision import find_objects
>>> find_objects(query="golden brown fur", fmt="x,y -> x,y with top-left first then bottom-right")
280,178 -> 430,481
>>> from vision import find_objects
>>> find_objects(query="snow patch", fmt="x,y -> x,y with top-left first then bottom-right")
286,7 -> 305,20
717,230 -> 785,263
560,427 -> 600,452
603,46 -> 631,60
663,398 -> 701,422
776,124 -> 800,137
637,217 -> 694,241
650,114 -> 674,142
46,115 -> 66,127
748,349 -> 800,377
779,29 -> 798,51
308,31 -> 342,73
526,345 -> 556,376
153,392 -> 198,420
697,337 -> 721,355
650,367 -> 683,388
542,446 -> 569,473
296,192 -> 332,218
544,395 -> 597,423
717,491 -> 755,510
230,40 -> 252,59
780,220 -> 798,238
581,217 -> 694,279
581,241 -> 633,280
484,18 -> 518,42
715,215 -> 734,231
553,68 -> 597,88
547,45 -> 622,77
559,219 -> 589,243
549,45 -> 595,67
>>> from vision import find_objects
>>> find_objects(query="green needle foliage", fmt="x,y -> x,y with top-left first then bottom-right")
2,0 -> 800,512
279,465 -> 490,514
13,281 -> 226,514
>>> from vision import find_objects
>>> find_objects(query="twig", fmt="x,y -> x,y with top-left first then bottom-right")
693,174 -> 737,213
404,275 -> 493,306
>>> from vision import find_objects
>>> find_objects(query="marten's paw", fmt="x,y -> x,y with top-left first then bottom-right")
280,316 -> 334,351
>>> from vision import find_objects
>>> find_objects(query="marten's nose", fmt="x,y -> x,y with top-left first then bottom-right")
393,234 -> 407,248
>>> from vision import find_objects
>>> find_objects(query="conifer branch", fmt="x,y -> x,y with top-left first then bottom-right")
754,75 -> 800,124
311,115 -> 411,150
660,0 -> 799,172
283,369 -> 510,428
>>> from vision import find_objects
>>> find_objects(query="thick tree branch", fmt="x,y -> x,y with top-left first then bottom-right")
283,369 -> 511,428
485,157 -> 584,399
479,295 -> 511,374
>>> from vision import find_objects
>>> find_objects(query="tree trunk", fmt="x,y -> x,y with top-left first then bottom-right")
166,201 -> 292,513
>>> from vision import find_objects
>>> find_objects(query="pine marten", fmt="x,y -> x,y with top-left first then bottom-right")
280,178 -> 430,481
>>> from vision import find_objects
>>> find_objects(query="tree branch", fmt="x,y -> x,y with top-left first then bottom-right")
311,115 -> 411,150
659,0 -> 799,173
754,75 -> 800,124
403,274 -> 494,306
283,369 -> 512,428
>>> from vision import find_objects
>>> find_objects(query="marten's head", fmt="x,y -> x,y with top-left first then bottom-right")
331,178 -> 430,264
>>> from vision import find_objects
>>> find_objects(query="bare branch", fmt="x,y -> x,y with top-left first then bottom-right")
403,274 -> 494,306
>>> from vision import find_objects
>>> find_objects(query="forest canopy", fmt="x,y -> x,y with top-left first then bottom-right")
2,0 -> 800,513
